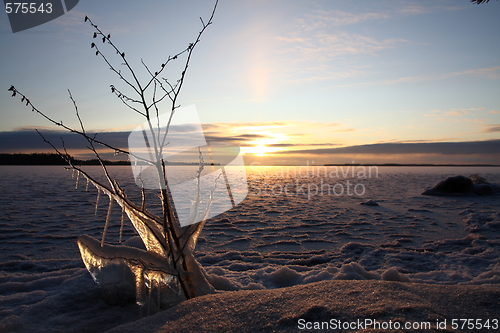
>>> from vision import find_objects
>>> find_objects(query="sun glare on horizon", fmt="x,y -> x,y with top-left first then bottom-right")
241,130 -> 290,156
253,144 -> 269,156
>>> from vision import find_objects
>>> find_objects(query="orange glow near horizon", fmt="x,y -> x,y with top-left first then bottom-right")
245,143 -> 271,156
242,130 -> 289,156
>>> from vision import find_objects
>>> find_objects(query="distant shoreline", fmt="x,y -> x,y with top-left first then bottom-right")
1,153 -> 499,167
323,163 -> 500,167
0,153 -> 217,166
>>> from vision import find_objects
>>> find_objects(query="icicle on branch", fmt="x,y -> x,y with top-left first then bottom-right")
101,196 -> 114,247
75,170 -> 80,189
95,190 -> 101,215
119,207 -> 125,244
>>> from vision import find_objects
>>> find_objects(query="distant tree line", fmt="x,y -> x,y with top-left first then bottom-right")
0,153 -> 129,165
0,153 -> 218,166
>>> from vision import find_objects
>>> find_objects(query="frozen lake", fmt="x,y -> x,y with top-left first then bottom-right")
1,165 -> 499,332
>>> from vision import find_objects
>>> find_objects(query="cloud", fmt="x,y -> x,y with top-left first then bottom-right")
297,10 -> 389,30
398,5 -> 430,15
277,5 -> 457,61
254,142 -> 340,148
295,4 -> 454,31
169,124 -> 205,133
483,125 -> 500,133
334,66 -> 500,87
424,107 -> 486,118
276,139 -> 500,156
286,69 -> 367,84
334,128 -> 357,133
202,121 -> 345,135
0,130 -> 129,154
272,3 -> 466,85
5,130 -> 498,165
204,133 -> 268,144
275,31 -> 407,84
1,121 -> 353,158
202,121 -> 350,154
380,138 -> 456,144
421,108 -> 490,128
272,6 -> 416,84
455,66 -> 500,80
54,9 -> 88,28
398,3 -> 464,16
278,32 -> 406,62
243,139 -> 500,165
202,122 -> 290,132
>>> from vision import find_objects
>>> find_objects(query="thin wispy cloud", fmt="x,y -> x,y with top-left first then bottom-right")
483,124 -> 500,133
271,5 -> 417,84
202,121 -> 290,132
295,3 -> 455,30
297,10 -> 389,30
275,3 -> 495,86
455,66 -> 500,80
332,66 -> 500,88
391,66 -> 500,82
54,9 -> 88,28
422,108 -> 491,132
398,5 -> 431,15
424,107 -> 486,119
334,128 -> 357,133
277,29 -> 407,61
276,31 -> 407,83
395,3 -> 463,16
286,69 -> 367,84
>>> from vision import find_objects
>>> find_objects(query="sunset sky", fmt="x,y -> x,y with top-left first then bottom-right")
1,0 -> 499,165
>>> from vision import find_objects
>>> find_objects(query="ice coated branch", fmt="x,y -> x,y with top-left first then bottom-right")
8,85 -> 136,160
9,0 -> 220,310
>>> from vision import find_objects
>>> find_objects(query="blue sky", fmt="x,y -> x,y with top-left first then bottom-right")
1,0 -> 499,165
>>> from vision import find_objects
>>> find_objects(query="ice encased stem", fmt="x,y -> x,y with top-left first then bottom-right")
77,171 -> 215,310
77,235 -> 182,309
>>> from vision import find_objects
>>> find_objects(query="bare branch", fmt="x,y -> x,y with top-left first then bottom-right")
471,0 -> 493,3
11,1 -> 220,304
110,85 -> 146,116
86,17 -> 143,98
9,86 -> 151,164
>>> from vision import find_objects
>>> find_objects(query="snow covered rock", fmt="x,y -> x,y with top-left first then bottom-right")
470,174 -> 500,195
422,175 -> 474,196
422,175 -> 500,196
360,200 -> 379,206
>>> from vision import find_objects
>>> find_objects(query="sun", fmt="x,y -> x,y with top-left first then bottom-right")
241,131 -> 289,157
241,143 -> 274,157
253,144 -> 268,157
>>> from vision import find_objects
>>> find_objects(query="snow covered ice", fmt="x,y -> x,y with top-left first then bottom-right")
1,165 -> 500,332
